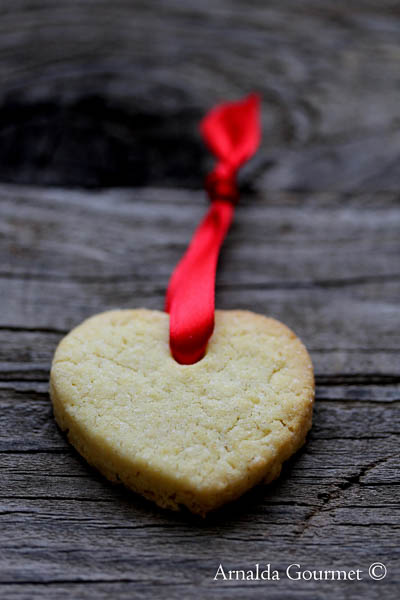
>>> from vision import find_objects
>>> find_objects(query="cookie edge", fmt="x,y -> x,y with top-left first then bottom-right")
49,308 -> 315,516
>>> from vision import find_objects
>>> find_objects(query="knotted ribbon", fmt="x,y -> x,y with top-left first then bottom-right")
165,94 -> 261,364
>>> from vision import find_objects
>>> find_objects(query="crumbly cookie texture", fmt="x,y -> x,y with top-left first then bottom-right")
50,309 -> 314,516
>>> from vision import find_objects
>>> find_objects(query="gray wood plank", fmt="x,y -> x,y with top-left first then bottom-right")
0,2 -> 399,598
0,185 -> 399,376
0,186 -> 399,599
1,2 -> 400,191
0,181 -> 399,598
1,322 -> 400,382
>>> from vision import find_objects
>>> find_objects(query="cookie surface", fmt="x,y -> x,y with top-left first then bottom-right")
50,309 -> 314,515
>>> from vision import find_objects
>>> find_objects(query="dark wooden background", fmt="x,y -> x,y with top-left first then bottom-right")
0,2 -> 399,599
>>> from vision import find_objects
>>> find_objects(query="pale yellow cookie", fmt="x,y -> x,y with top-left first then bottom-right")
50,309 -> 314,515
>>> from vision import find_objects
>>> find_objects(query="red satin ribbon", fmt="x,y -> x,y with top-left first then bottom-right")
165,93 -> 261,364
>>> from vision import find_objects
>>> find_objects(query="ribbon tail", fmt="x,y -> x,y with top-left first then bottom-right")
166,201 -> 234,364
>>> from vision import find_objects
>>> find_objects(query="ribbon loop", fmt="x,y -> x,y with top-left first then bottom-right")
166,94 -> 261,364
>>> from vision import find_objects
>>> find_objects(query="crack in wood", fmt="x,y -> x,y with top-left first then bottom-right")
297,455 -> 399,537
1,272 -> 399,289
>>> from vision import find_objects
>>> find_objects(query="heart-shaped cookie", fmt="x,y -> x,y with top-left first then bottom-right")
50,309 -> 314,515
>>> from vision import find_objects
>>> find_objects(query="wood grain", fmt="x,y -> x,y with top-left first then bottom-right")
0,1 -> 399,599
0,183 -> 399,600
1,1 -> 400,190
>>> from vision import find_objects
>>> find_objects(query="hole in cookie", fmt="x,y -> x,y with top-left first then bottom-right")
171,348 -> 207,366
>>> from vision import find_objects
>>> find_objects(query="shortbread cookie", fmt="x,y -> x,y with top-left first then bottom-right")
50,309 -> 314,515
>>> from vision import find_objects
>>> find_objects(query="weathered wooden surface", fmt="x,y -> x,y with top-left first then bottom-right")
1,185 -> 399,600
0,1 -> 400,599
1,1 -> 400,190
